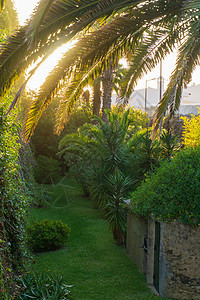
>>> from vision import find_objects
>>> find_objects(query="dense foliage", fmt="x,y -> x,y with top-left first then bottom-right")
59,109 -> 137,244
27,96 -> 93,183
130,146 -> 200,225
181,113 -> 200,148
29,98 -> 61,159
27,219 -> 71,252
34,155 -> 62,184
0,4 -> 33,298
59,108 -> 179,243
0,98 -> 30,298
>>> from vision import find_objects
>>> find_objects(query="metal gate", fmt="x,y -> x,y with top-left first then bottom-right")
153,221 -> 160,292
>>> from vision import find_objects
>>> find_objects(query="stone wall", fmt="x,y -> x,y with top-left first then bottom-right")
160,221 -> 200,299
126,212 -> 148,274
127,213 -> 200,299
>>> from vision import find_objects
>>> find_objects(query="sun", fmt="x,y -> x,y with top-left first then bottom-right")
13,0 -> 76,91
27,42 -> 76,91
13,0 -> 200,92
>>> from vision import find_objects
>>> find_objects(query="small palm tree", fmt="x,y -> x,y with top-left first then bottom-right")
59,109 -> 135,244
103,170 -> 133,245
59,130 -> 92,196
128,131 -> 161,182
160,130 -> 180,161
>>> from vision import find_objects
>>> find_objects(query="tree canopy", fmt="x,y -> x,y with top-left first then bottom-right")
0,0 -> 18,35
0,0 -> 200,138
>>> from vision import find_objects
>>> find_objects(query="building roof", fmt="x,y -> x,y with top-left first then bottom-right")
112,83 -> 200,115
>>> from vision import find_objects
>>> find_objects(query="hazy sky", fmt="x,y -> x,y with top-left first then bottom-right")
13,0 -> 200,91
14,0 -> 39,25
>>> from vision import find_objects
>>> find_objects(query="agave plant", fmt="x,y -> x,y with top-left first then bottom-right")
18,272 -> 72,300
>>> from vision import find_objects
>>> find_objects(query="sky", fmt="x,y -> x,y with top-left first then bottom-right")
14,0 -> 39,25
13,0 -> 200,91
14,0 -> 67,90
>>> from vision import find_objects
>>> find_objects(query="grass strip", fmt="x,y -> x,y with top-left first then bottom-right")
29,177 -> 161,299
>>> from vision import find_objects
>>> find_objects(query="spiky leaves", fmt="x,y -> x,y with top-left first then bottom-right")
25,2 -> 173,139
59,109 -> 134,244
2,0 -> 200,139
25,0 -> 193,139
119,24 -> 181,101
0,0 -> 139,99
152,16 -> 200,136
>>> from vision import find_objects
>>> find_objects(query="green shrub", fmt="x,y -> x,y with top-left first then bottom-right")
130,146 -> 200,225
27,220 -> 71,252
18,272 -> 72,299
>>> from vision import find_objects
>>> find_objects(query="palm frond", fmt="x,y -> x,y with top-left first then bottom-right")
119,1 -> 192,101
4,81 -> 27,118
27,4 -> 171,138
0,0 -> 141,98
26,0 -> 55,48
120,25 -> 180,101
0,27 -> 29,99
2,0 -> 199,140
58,131 -> 89,152
152,19 -> 200,137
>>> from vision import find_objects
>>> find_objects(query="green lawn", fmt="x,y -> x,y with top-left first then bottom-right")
29,177 -> 161,299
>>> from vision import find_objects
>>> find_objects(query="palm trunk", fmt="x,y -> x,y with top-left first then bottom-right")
113,228 -> 125,245
93,78 -> 101,117
82,89 -> 90,105
102,66 -> 113,124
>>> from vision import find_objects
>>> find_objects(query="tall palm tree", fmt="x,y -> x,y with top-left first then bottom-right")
102,66 -> 113,123
0,0 -> 5,12
24,7 -> 154,138
0,0 -> 135,99
0,0 -> 200,139
92,78 -> 101,117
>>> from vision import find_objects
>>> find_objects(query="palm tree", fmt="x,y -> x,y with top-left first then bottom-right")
92,78 -> 101,117
0,0 -> 135,100
93,63 -> 126,120
0,0 -> 200,138
0,0 -> 5,12
59,109 -> 134,244
102,66 -> 113,123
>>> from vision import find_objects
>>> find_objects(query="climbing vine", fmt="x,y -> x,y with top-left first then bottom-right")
0,96 -> 30,298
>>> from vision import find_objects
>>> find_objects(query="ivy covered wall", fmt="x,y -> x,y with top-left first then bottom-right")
0,97 -> 30,298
